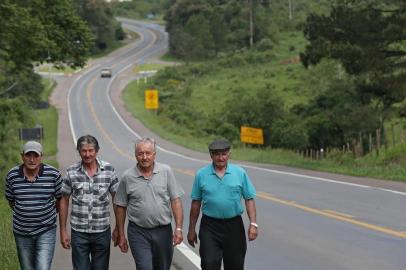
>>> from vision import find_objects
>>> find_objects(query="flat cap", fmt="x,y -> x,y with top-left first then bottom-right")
208,138 -> 231,151
22,141 -> 43,155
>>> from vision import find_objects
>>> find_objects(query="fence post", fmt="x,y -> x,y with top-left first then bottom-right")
376,128 -> 381,155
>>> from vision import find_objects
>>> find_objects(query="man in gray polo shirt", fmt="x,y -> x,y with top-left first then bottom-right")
114,137 -> 184,270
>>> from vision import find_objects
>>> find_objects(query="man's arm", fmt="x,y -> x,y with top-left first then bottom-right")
8,200 -> 15,209
245,198 -> 258,241
115,205 -> 128,253
170,197 -> 184,246
110,192 -> 119,245
187,200 -> 201,247
59,195 -> 71,249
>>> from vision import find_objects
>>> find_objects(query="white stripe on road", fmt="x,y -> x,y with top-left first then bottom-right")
176,243 -> 201,269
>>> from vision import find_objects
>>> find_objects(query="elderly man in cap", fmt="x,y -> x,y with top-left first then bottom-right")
187,138 -> 258,270
5,141 -> 62,270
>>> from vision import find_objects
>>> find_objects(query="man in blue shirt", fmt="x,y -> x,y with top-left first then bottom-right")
5,141 -> 62,270
187,138 -> 258,270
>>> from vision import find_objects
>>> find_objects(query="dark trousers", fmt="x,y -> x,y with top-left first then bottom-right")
71,228 -> 111,270
127,221 -> 173,270
199,215 -> 247,270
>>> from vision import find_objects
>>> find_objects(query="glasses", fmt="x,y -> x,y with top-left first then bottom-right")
136,151 -> 155,157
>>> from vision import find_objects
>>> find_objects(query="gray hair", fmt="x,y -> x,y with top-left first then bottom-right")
135,137 -> 156,153
76,135 -> 100,152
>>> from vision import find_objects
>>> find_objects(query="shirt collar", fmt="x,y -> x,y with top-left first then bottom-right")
210,163 -> 230,175
18,163 -> 44,177
134,162 -> 159,178
77,158 -> 104,173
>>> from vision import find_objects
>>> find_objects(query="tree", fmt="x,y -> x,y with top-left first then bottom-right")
301,1 -> 406,130
223,86 -> 285,146
0,0 -> 93,70
165,0 -> 274,59
73,0 -> 120,52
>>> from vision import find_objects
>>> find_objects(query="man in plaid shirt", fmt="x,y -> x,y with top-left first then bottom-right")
59,135 -> 119,270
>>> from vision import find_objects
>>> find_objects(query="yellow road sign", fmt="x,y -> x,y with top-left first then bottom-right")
145,89 -> 159,109
240,126 -> 264,145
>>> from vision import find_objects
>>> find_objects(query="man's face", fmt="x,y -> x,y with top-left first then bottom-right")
210,150 -> 230,169
135,142 -> 156,169
79,144 -> 98,166
22,152 -> 42,171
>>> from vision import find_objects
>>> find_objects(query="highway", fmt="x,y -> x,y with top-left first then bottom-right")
52,18 -> 406,270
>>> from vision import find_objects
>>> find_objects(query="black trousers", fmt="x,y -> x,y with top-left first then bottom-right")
199,215 -> 247,270
127,222 -> 173,270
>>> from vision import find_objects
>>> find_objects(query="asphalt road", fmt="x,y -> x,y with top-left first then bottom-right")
50,19 -> 406,270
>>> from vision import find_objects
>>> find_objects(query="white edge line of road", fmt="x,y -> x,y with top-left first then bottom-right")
67,62 -> 202,269
106,61 -> 406,268
66,27 -> 405,270
107,63 -> 204,269
105,64 -> 406,198
68,63 -> 102,145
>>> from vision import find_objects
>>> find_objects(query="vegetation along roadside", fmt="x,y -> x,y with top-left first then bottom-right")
122,0 -> 405,182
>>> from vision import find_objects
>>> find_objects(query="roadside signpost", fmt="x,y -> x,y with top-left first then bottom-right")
145,89 -> 159,114
240,126 -> 264,145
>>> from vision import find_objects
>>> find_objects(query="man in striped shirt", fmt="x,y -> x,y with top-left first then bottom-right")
59,134 -> 119,270
5,140 -> 63,270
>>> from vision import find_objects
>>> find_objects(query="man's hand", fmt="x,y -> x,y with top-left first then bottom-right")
112,226 -> 119,246
60,229 -> 71,249
173,229 -> 183,246
248,224 -> 258,241
187,231 -> 198,247
118,235 -> 129,253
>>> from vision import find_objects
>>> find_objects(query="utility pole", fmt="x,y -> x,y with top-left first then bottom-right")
249,0 -> 254,48
288,0 -> 293,20
47,50 -> 52,81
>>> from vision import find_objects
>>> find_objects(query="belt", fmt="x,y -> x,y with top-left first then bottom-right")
129,220 -> 171,230
203,214 -> 241,222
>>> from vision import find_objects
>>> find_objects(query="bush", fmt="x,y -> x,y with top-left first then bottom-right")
256,38 -> 275,51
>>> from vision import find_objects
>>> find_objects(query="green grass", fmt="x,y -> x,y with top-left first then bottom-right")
123,79 -> 212,152
0,78 -> 59,270
123,77 -> 406,181
37,64 -> 79,74
121,32 -> 406,182
0,201 -> 19,270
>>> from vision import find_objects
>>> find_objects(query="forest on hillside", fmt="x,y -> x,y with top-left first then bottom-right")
118,0 -> 405,158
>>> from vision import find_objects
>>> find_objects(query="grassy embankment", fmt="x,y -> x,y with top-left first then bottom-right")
0,27 -> 138,270
0,79 -> 59,270
122,31 -> 406,182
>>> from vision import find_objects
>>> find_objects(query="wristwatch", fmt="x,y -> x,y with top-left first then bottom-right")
250,222 -> 258,228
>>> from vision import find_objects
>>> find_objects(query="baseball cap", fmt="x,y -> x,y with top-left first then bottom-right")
22,141 -> 43,155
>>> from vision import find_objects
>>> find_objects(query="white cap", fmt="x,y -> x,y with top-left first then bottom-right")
22,141 -> 43,155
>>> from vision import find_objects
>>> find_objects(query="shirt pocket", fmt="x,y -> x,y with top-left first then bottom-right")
72,183 -> 90,203
73,183 -> 84,197
96,183 -> 110,202
228,185 -> 241,200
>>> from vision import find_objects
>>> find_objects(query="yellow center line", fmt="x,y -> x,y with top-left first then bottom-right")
173,168 -> 195,176
83,28 -> 158,161
257,191 -> 406,239
323,209 -> 355,219
86,77 -> 135,161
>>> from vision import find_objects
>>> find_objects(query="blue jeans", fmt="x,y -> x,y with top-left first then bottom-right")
71,228 -> 111,270
127,222 -> 173,270
14,227 -> 56,270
